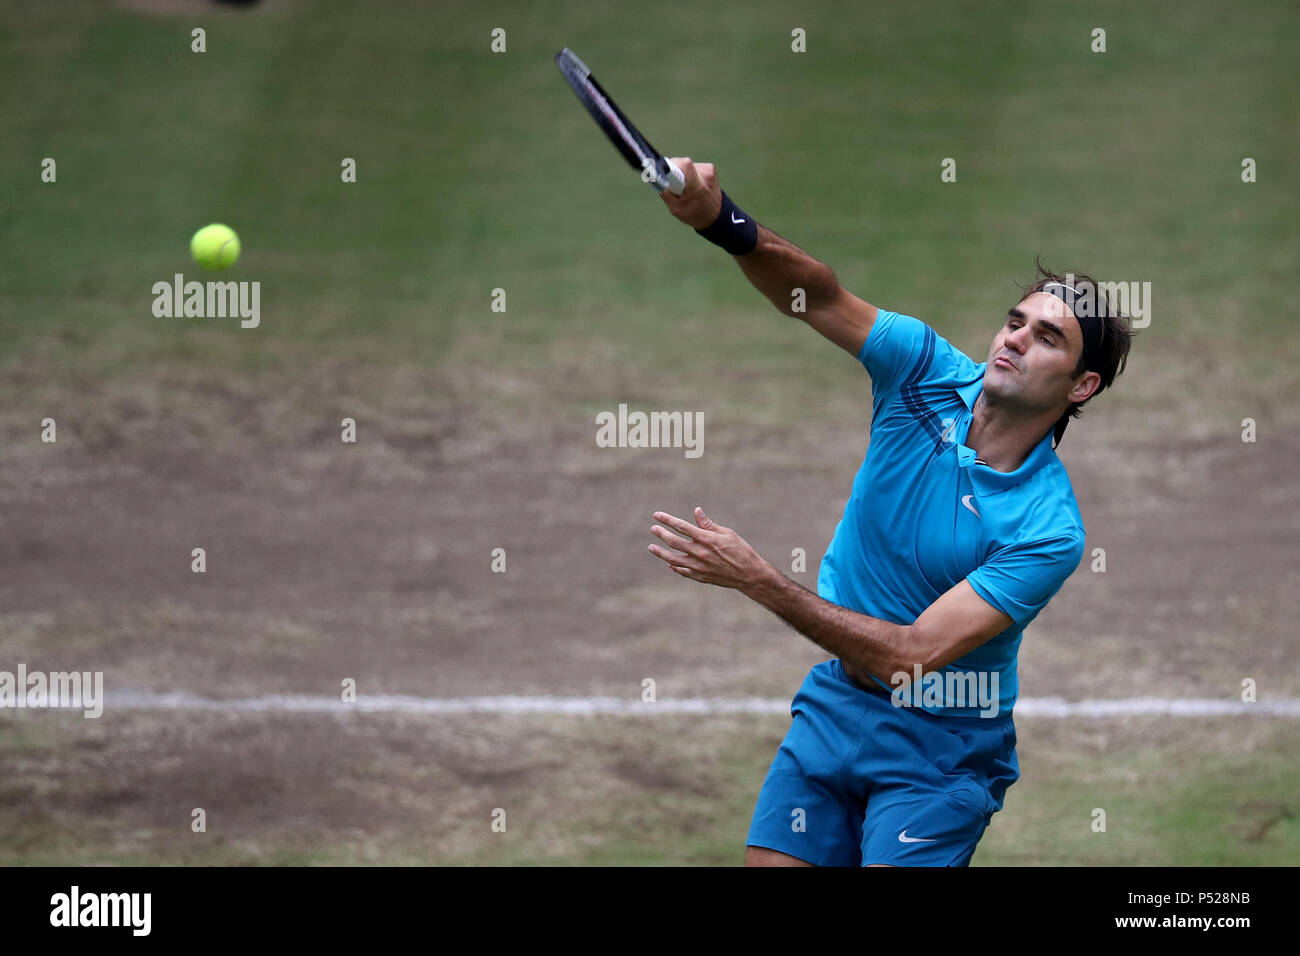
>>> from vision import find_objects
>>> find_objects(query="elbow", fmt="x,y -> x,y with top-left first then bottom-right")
896,625 -> 942,676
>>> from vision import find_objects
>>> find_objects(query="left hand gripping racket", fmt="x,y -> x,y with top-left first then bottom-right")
555,47 -> 686,196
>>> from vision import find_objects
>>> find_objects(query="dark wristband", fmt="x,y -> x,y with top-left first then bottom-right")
695,191 -> 759,255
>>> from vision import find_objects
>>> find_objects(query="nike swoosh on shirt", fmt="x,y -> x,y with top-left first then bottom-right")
731,213 -> 746,224
898,830 -> 938,843
961,495 -> 981,518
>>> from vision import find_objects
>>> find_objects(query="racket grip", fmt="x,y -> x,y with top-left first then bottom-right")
663,158 -> 686,195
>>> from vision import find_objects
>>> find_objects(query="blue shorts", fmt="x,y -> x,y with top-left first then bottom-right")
746,660 -> 1019,866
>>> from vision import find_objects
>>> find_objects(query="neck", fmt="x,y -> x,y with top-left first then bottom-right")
966,393 -> 1058,472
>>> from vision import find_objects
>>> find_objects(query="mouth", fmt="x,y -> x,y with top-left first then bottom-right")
994,356 -> 1018,371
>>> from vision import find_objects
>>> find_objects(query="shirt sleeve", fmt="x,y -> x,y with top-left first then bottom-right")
857,308 -> 977,403
966,532 -> 1086,631
856,310 -> 942,396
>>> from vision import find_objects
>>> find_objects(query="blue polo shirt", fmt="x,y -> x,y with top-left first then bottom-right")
817,310 -> 1086,717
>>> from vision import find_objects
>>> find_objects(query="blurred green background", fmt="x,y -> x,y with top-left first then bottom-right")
4,0 -> 1297,394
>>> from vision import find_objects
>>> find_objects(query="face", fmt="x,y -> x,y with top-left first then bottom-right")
983,292 -> 1100,413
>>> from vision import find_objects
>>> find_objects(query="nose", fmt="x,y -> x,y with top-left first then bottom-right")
1003,324 -> 1030,352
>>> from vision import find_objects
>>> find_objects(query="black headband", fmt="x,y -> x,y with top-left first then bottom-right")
1041,281 -> 1107,367
1039,281 -> 1108,449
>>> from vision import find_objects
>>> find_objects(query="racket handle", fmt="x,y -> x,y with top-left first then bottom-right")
664,158 -> 686,195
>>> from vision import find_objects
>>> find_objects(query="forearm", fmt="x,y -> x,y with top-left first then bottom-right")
743,562 -> 916,684
649,509 -> 1011,686
735,224 -> 840,318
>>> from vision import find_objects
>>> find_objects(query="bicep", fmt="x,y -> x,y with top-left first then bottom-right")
911,580 -> 1013,672
803,286 -> 878,357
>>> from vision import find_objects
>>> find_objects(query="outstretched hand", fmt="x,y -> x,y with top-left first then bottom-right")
648,507 -> 771,591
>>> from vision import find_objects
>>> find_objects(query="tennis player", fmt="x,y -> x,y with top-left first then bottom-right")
647,158 -> 1134,866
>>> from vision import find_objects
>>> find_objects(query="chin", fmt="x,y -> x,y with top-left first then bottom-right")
981,375 -> 1010,399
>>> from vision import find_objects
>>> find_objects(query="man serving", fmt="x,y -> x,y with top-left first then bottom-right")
647,158 -> 1134,866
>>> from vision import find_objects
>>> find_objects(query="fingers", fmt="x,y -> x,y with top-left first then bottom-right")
660,158 -> 715,198
649,509 -> 727,585
694,506 -> 718,530
660,157 -> 692,199
647,542 -> 702,571
667,158 -> 713,182
667,156 -> 697,185
653,510 -> 708,540
648,512 -> 705,573
650,523 -> 696,555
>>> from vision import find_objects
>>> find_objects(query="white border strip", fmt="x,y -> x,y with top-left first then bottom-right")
85,693 -> 1300,717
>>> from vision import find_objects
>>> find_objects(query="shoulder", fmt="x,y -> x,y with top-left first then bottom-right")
861,311 -> 982,394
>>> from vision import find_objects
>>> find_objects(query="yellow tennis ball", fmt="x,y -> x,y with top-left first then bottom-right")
190,223 -> 241,270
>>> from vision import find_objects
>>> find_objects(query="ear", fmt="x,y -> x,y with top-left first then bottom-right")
1069,369 -> 1102,404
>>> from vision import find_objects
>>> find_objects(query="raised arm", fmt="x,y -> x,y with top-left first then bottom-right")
660,157 -> 878,357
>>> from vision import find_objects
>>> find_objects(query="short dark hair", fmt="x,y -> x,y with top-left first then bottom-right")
1019,258 -> 1137,447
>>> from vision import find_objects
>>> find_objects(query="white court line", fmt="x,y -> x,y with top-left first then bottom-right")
93,692 -> 1300,717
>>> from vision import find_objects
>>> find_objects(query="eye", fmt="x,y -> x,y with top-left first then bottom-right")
1038,335 -> 1052,345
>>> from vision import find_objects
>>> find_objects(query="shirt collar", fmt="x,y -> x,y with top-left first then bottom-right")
955,366 -> 1057,494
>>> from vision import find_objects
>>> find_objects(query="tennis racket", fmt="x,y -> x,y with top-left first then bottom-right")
554,47 -> 686,196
